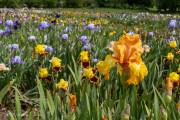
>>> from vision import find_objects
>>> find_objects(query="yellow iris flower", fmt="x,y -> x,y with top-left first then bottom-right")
83,67 -> 95,79
169,72 -> 179,82
167,52 -> 174,61
50,57 -> 62,68
39,68 -> 48,79
35,44 -> 46,55
96,55 -> 115,80
56,79 -> 68,91
127,62 -> 148,85
80,51 -> 89,62
169,41 -> 177,48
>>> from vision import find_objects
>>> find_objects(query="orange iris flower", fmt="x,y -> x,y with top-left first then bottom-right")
109,33 -> 148,85
110,33 -> 143,67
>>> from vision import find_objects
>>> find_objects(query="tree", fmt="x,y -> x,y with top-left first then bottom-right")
157,0 -> 180,11
1,0 -> 22,8
43,0 -> 58,8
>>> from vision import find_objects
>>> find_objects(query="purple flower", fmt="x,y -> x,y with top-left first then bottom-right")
11,56 -> 24,64
95,26 -> 101,32
45,45 -> 53,52
168,19 -> 177,28
8,44 -> 19,51
79,29 -> 83,32
51,19 -> 57,25
13,21 -> 21,30
0,19 -> 3,25
63,27 -> 71,33
128,31 -> 134,35
55,14 -> 60,18
80,35 -> 88,44
148,32 -> 154,37
36,28 -> 39,32
28,35 -> 36,41
82,18 -> 86,23
62,34 -> 68,40
39,21 -> 50,30
166,36 -> 175,42
5,20 -> 14,27
0,29 -> 4,36
92,58 -> 98,63
4,27 -> 12,35
83,44 -> 91,50
86,23 -> 95,30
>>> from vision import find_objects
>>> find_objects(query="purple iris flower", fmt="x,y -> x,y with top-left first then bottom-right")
168,19 -> 177,28
62,34 -> 68,40
55,14 -> 60,18
45,45 -> 53,52
39,21 -> 50,30
86,23 -> 95,30
0,29 -> 4,36
80,35 -> 88,44
5,20 -> 14,27
63,27 -> 71,33
13,21 -> 21,30
8,44 -> 19,51
95,26 -> 101,32
166,36 -> 175,42
83,44 -> 91,50
0,19 -> 3,25
51,19 -> 57,25
92,58 -> 98,63
11,56 -> 24,64
148,32 -> 154,37
4,27 -> 12,35
28,35 -> 36,41
82,18 -> 86,22
128,31 -> 134,35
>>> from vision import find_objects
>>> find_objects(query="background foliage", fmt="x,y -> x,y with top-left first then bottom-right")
0,0 -> 180,11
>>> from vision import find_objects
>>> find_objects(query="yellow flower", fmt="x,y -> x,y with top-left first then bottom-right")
69,94 -> 77,112
0,63 -> 10,71
109,31 -> 116,36
167,52 -> 174,61
169,72 -> 179,82
80,51 -> 89,62
83,67 -> 94,79
50,57 -> 61,68
169,41 -> 177,48
39,68 -> 48,79
35,44 -> 46,55
56,79 -> 68,91
165,78 -> 173,97
143,44 -> 150,53
117,64 -> 123,75
129,62 -> 148,80
178,64 -> 180,73
96,55 -> 115,80
127,61 -> 148,85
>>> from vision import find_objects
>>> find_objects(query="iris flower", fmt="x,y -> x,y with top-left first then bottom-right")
56,79 -> 68,91
107,33 -> 148,85
96,55 -> 115,80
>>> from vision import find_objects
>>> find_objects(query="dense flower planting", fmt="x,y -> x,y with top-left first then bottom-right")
0,9 -> 179,119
